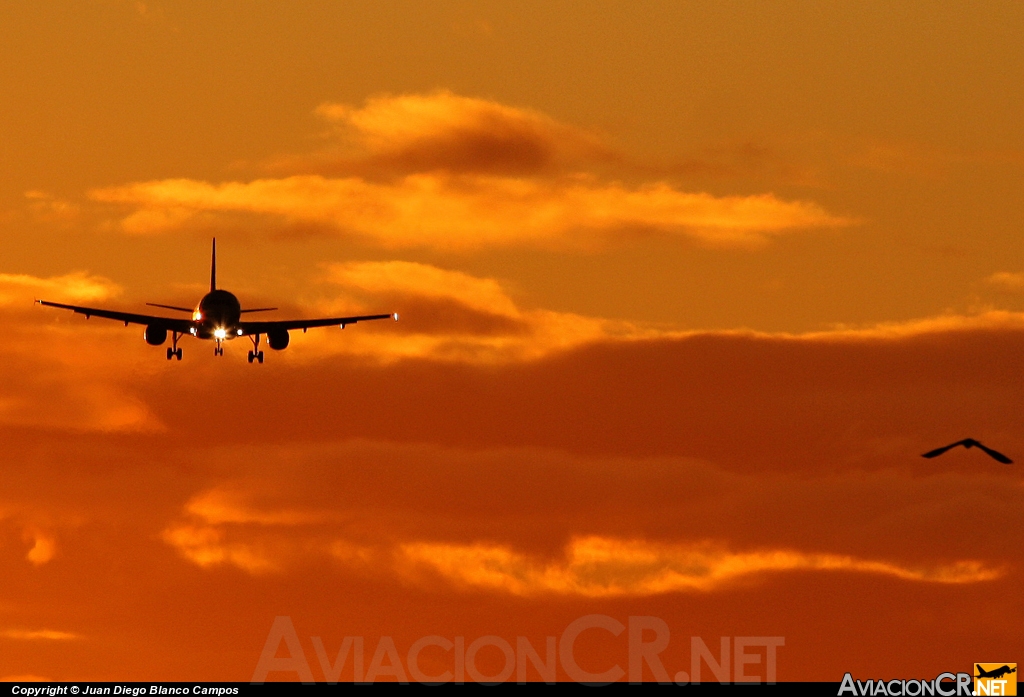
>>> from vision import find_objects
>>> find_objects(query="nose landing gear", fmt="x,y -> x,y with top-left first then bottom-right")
165,332 -> 183,360
247,333 -> 264,364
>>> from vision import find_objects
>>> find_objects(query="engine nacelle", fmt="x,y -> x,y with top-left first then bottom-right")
144,325 -> 167,346
267,328 -> 289,350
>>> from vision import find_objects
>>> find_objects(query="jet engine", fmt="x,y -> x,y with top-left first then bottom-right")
145,325 -> 167,346
267,328 -> 290,350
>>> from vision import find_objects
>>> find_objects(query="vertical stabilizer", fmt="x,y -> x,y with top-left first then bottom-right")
210,238 -> 217,292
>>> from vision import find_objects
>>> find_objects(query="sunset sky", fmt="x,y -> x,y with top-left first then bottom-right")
1,1 -> 1021,682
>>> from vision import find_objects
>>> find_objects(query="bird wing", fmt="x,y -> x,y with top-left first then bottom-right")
921,440 -> 970,458
975,443 -> 1013,464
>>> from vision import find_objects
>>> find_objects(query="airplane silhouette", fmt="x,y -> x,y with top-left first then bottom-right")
976,665 -> 1016,680
921,438 -> 1013,464
37,239 -> 398,363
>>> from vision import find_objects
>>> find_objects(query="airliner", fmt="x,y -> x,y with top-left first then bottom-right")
37,239 -> 398,363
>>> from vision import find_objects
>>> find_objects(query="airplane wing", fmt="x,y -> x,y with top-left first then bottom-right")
37,300 -> 194,333
239,312 -> 398,335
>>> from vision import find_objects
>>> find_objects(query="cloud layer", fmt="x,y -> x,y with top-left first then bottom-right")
88,93 -> 852,249
93,174 -> 849,249
2,310 -> 1023,679
3,260 -> 1023,681
400,537 -> 1001,596
310,260 -> 646,363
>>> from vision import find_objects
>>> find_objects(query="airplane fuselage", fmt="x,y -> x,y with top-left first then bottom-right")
192,289 -> 243,340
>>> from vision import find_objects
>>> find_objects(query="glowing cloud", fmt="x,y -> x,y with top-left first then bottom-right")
184,488 -> 335,526
399,536 -> 1003,597
90,92 -> 851,250
161,524 -> 276,574
985,271 -> 1024,293
314,90 -> 610,174
164,482 -> 1007,590
0,272 -> 119,307
0,629 -> 80,641
92,174 -> 848,249
162,488 -> 349,573
310,266 -> 1024,364
803,309 -> 1024,340
328,261 -> 520,317
309,260 -> 648,363
25,530 -> 56,566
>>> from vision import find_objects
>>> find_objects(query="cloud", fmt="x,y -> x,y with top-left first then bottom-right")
399,536 -> 1002,597
0,629 -> 80,641
0,305 -> 163,432
162,488 -> 356,573
91,173 -> 850,250
985,271 -> 1024,293
24,530 -> 56,565
328,261 -> 519,317
3,309 -> 1023,678
311,91 -> 612,175
161,523 -> 277,574
310,260 -> 646,363
265,262 -> 1024,365
159,469 -> 1008,591
131,307 -> 1024,485
88,92 -> 852,250
23,190 -> 81,224
0,271 -> 120,307
794,309 -> 1024,340
184,488 -> 334,527
2,420 -> 1011,677
153,438 -> 1019,597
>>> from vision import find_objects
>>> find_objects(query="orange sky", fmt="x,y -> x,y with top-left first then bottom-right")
0,1 -> 1021,682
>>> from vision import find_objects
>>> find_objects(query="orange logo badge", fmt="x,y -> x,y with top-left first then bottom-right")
974,664 -> 1017,696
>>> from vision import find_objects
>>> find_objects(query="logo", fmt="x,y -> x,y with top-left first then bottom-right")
838,672 -> 972,696
975,664 -> 1016,696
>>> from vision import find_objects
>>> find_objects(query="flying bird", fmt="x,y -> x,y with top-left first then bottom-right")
921,438 -> 1013,464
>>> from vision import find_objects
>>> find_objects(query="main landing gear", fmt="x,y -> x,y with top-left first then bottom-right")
247,333 -> 264,364
165,332 -> 183,360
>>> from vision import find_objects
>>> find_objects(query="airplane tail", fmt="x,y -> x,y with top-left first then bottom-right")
210,238 -> 217,292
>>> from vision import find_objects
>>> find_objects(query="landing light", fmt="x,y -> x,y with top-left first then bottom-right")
214,328 -> 227,340
193,311 -> 202,321
236,329 -> 243,336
